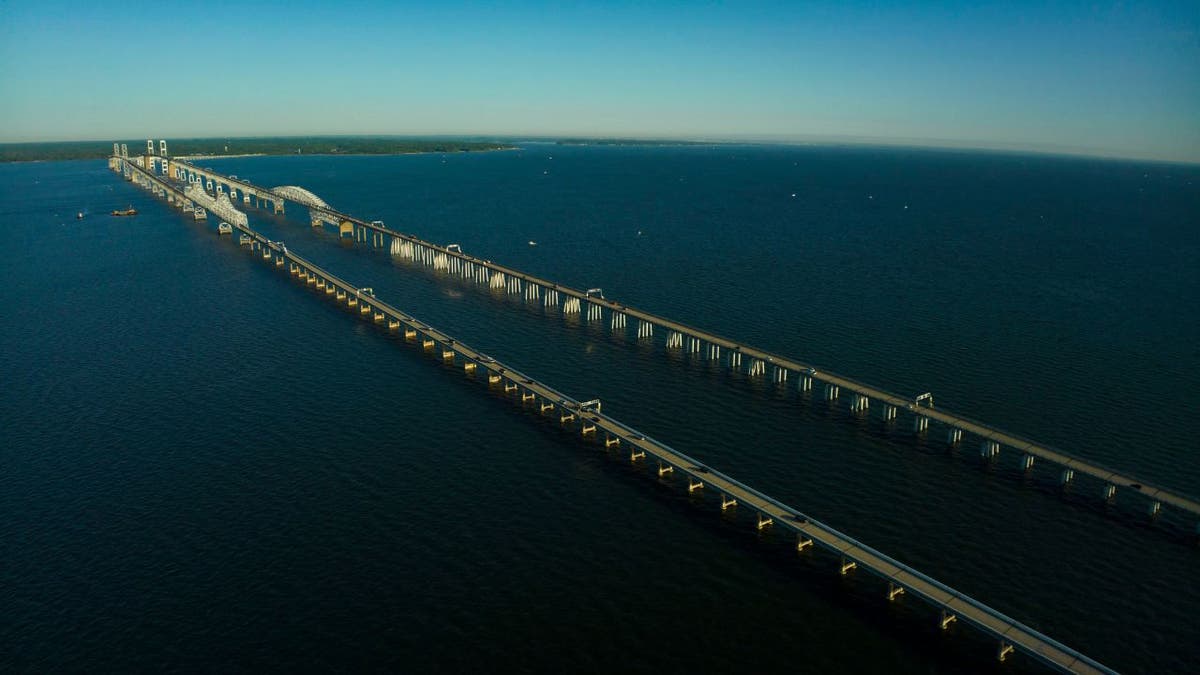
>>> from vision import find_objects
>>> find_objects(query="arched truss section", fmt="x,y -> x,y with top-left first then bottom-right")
271,185 -> 331,209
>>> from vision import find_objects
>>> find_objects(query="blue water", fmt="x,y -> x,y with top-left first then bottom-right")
2,145 -> 1198,673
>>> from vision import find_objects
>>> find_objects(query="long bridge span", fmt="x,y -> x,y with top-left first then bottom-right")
114,155 -> 1117,674
143,152 -> 1200,531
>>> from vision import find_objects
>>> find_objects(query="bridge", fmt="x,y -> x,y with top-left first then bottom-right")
128,150 -> 1200,532
113,155 -> 1117,674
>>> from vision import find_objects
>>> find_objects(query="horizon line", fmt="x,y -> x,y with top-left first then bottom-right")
2,132 -> 1196,167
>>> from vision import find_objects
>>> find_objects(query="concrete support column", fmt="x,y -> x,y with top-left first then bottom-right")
708,344 -> 721,360
729,352 -> 742,369
850,393 -> 869,412
1060,469 -> 1075,485
947,428 -> 963,445
636,320 -> 653,340
1021,454 -> 1035,471
798,376 -> 813,393
1103,484 -> 1117,502
913,415 -> 929,432
666,331 -> 683,349
772,365 -> 788,383
981,440 -> 1000,459
824,384 -> 840,401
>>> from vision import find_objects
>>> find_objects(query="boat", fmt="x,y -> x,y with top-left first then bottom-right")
110,207 -> 137,217
76,212 -> 85,220
528,240 -> 538,246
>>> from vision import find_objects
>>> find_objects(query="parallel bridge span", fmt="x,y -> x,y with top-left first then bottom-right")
162,156 -> 1200,530
114,156 -> 1117,675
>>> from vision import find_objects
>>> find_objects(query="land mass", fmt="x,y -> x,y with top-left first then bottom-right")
0,136 -> 516,162
554,138 -> 715,147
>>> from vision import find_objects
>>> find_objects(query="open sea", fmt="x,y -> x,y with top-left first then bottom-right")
2,144 -> 1198,673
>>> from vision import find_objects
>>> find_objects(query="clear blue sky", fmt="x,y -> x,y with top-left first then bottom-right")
1,0 -> 1197,162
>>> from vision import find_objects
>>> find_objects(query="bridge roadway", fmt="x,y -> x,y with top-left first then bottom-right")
117,160 -> 1117,673
242,231 -> 1115,675
167,159 -> 267,202
159,157 -> 1199,524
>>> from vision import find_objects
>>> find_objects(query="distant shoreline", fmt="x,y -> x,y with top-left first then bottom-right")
3,137 -> 1191,166
177,147 -> 520,161
0,138 -> 518,163
175,153 -> 266,160
0,147 -> 523,163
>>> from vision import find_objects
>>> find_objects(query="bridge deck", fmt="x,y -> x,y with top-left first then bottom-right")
121,159 -> 1116,673
252,226 -> 1115,675
265,238 -> 1114,675
166,158 -> 1197,521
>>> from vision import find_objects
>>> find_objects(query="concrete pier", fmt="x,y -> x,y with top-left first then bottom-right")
850,393 -> 870,413
637,319 -> 653,340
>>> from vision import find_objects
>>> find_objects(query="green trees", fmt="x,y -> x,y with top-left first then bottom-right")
0,137 -> 513,162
